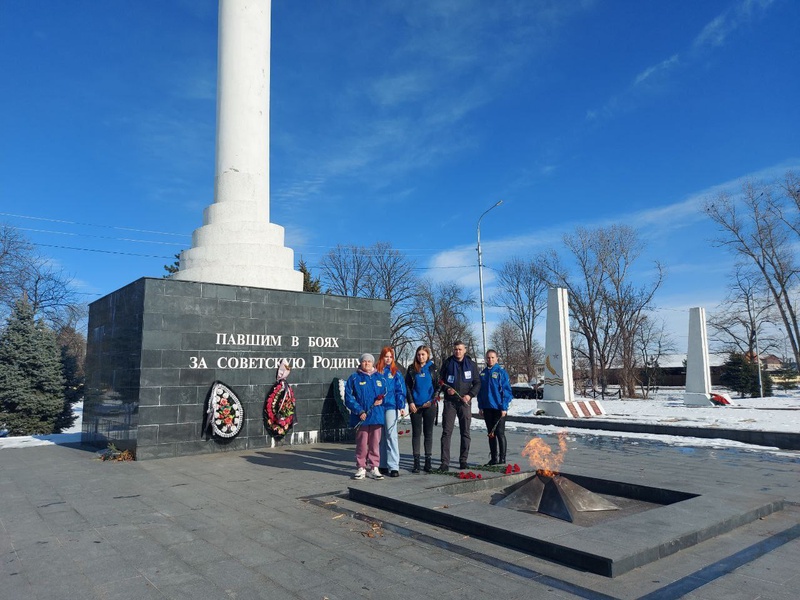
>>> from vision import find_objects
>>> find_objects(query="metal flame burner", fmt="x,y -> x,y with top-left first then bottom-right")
495,471 -> 619,522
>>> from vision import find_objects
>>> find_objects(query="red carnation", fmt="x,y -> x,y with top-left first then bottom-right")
513,464 -> 521,473
505,465 -> 513,474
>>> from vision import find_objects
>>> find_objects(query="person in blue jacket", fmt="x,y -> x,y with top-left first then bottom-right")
405,345 -> 438,473
345,353 -> 387,480
478,349 -> 513,465
376,346 -> 406,477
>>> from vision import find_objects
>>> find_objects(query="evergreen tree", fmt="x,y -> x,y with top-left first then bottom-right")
298,258 -> 321,293
0,297 -> 66,435
719,353 -> 753,398
719,352 -> 773,398
748,364 -> 773,398
163,253 -> 180,277
55,325 -> 86,432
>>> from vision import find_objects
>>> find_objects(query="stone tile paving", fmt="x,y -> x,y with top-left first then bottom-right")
0,426 -> 797,599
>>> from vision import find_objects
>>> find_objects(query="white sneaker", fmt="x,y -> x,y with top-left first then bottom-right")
370,467 -> 384,480
353,467 -> 366,480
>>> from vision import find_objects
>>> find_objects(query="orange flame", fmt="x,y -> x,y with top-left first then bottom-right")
521,431 -> 567,477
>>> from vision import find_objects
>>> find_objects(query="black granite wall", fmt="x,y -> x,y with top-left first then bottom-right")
82,278 -> 390,460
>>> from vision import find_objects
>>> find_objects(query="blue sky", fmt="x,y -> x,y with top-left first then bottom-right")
2,0 -> 798,348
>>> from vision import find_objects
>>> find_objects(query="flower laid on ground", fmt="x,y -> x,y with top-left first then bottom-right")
97,443 -> 134,461
504,463 -> 522,474
457,471 -> 482,480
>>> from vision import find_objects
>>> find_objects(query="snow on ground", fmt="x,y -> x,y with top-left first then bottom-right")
476,388 -> 800,457
512,389 -> 800,433
2,390 -> 799,456
0,402 -> 83,449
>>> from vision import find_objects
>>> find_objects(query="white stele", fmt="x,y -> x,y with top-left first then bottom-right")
538,288 -> 604,418
684,307 -> 715,406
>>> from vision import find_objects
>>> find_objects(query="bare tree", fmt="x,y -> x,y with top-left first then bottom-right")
362,242 -> 419,360
489,318 -> 542,382
318,242 -> 425,360
0,225 -> 31,310
600,225 -> 664,397
492,257 -> 547,381
708,264 -> 777,358
705,173 -> 800,368
411,279 -> 477,365
635,315 -> 675,398
539,225 -> 662,397
318,244 -> 371,297
0,224 -> 82,328
538,228 -> 614,391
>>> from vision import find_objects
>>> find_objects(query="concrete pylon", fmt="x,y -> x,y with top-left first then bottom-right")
173,0 -> 303,291
684,307 -> 714,406
538,288 -> 605,418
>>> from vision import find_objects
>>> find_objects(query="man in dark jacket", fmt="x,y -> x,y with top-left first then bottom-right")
438,341 -> 481,471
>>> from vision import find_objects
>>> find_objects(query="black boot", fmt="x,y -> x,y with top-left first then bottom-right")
487,437 -> 498,466
412,455 -> 421,473
498,436 -> 507,464
424,456 -> 432,473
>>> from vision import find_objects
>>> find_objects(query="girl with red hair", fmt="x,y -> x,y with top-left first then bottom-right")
376,346 -> 406,477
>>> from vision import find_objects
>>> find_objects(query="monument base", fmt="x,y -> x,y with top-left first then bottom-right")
82,278 -> 389,459
684,392 -> 714,407
538,400 -> 606,418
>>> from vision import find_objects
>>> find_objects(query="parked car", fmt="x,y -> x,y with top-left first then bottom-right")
510,382 -> 543,400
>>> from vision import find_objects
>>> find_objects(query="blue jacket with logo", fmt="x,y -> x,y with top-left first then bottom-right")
344,368 -> 388,427
478,364 -> 513,411
381,366 -> 407,411
405,360 -> 438,405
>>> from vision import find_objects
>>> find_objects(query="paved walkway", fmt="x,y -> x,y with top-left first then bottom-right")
1,427 -> 798,599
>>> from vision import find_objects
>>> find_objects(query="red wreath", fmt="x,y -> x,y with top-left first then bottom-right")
264,362 -> 296,437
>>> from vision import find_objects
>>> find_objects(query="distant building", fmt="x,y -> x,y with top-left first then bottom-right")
760,354 -> 783,371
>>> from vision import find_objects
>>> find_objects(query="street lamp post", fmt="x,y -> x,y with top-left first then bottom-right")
477,200 -> 503,358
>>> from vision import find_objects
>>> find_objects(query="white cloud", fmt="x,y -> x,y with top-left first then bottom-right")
587,0 -> 777,124
633,54 -> 680,87
692,0 -> 775,51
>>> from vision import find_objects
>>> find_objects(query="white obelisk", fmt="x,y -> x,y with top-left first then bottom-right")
542,287 -> 575,403
538,288 -> 605,417
173,0 -> 303,291
684,307 -> 714,406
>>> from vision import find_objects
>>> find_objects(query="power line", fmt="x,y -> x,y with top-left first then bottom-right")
17,227 -> 188,247
33,243 -> 174,259
4,212 -> 481,268
0,212 -> 190,238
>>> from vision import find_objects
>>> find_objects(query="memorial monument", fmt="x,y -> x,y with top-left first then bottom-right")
537,288 -> 605,417
684,307 -> 713,406
683,307 -> 732,406
171,0 -> 302,290
82,0 -> 390,459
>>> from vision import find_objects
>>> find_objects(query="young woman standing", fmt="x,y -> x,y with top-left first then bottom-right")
376,346 -> 406,477
405,345 -> 438,473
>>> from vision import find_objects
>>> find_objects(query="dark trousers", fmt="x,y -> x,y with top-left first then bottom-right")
410,404 -> 435,457
440,399 -> 471,466
482,408 -> 506,461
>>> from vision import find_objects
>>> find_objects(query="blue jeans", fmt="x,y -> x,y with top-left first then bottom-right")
380,409 -> 400,470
